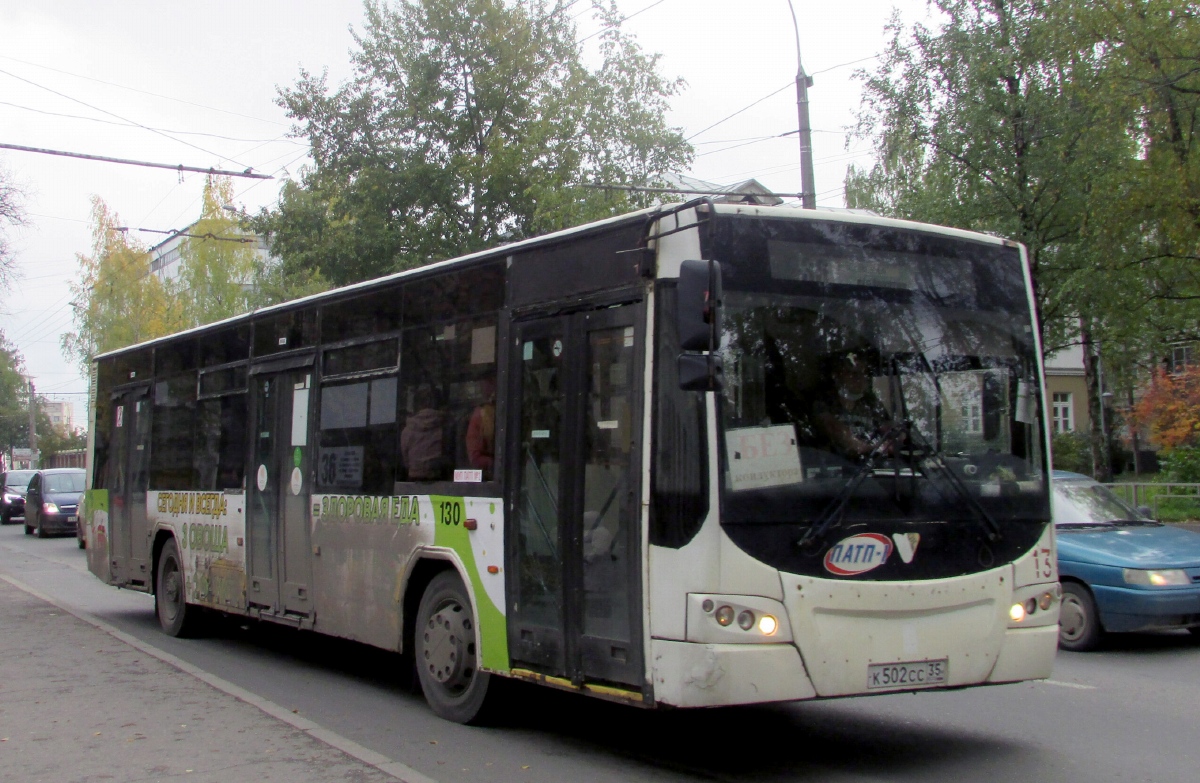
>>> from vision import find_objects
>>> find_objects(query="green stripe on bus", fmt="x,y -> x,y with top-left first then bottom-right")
430,495 -> 509,672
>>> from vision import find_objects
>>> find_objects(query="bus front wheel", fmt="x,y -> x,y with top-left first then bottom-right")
415,571 -> 493,723
156,538 -> 200,637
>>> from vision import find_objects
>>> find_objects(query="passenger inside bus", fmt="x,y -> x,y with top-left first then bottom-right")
813,349 -> 893,461
465,376 -> 496,479
400,385 -> 449,481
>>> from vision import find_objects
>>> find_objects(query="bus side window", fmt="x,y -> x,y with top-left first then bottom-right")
317,378 -> 399,493
651,286 -> 709,547
398,313 -> 498,484
196,395 -> 248,491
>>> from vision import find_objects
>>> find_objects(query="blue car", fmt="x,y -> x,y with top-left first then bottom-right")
1054,470 -> 1200,651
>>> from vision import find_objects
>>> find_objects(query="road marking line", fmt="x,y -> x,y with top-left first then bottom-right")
0,573 -> 438,783
1043,679 -> 1097,690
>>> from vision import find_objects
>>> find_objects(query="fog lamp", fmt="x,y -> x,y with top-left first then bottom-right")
715,605 -> 734,627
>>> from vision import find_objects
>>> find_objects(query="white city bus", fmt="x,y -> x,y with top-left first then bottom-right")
84,200 -> 1059,723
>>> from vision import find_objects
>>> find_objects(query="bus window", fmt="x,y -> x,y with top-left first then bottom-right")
651,285 -> 708,547
197,395 -> 247,491
399,314 -> 499,484
322,289 -> 402,343
150,374 -> 198,490
202,325 -> 250,367
318,377 -> 399,493
254,308 -> 317,356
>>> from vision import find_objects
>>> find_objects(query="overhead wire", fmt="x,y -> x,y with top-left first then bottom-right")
0,101 -> 307,145
0,54 -> 290,128
0,68 -> 259,172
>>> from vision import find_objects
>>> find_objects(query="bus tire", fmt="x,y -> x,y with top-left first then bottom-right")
415,571 -> 493,724
155,538 -> 200,638
1059,582 -> 1103,652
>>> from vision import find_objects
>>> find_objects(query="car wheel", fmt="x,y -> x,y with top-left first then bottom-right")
0,510 -> 9,525
36,519 -> 48,538
415,571 -> 494,724
1059,582 -> 1104,652
155,538 -> 200,637
23,522 -> 32,535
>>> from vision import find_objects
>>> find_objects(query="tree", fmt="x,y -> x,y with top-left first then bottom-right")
171,176 -> 257,327
0,164 -> 25,288
266,0 -> 692,287
0,331 -> 31,454
1133,366 -> 1200,452
62,198 -> 180,375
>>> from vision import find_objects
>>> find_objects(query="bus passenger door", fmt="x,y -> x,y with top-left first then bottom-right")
109,387 -> 151,587
507,303 -> 645,691
247,369 -> 314,617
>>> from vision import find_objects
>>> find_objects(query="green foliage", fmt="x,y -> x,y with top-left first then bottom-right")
1162,446 -> 1200,483
62,198 -> 182,376
171,177 -> 255,326
1052,431 -> 1093,475
851,1 -> 1200,359
0,331 -> 31,452
266,0 -> 692,287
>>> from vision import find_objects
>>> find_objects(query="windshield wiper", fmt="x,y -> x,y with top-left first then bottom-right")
797,425 -> 912,553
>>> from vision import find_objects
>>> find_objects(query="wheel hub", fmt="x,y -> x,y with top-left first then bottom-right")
1060,595 -> 1086,641
423,599 -> 476,694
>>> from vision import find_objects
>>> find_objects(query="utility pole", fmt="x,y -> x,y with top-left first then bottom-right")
28,380 -> 37,468
785,0 -> 816,209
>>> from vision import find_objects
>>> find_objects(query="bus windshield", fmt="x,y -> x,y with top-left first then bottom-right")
709,215 -> 1049,578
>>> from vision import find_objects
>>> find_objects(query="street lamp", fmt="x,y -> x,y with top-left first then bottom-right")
784,0 -> 817,209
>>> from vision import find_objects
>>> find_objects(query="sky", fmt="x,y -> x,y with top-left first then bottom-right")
0,0 -> 931,429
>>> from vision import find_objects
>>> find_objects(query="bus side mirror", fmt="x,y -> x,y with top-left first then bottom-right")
677,259 -> 722,352
676,259 -> 725,392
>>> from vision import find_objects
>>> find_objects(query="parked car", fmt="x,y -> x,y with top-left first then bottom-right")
23,468 -> 86,539
1,470 -> 37,524
1054,470 -> 1200,651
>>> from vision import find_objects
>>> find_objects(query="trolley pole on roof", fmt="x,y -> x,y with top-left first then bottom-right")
785,0 -> 817,209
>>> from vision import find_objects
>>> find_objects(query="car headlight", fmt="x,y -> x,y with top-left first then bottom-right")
43,503 -> 59,514
3,493 -> 21,503
1123,568 -> 1191,587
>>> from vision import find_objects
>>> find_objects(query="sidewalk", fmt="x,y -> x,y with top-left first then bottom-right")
0,578 -> 398,783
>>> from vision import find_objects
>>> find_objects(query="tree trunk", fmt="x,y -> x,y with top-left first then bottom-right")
1080,323 -> 1112,481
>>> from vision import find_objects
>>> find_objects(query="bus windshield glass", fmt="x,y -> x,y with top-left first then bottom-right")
709,215 -> 1049,578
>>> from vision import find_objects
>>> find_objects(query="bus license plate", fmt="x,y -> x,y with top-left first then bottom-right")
867,659 -> 947,690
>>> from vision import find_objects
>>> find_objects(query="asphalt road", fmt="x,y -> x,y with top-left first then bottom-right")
2,523 -> 1197,783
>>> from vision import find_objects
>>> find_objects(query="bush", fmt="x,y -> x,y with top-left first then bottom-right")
1052,431 -> 1092,475
1161,446 -> 1200,483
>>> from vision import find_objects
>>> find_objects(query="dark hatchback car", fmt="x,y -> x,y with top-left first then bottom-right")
23,468 -> 86,538
1,469 -> 37,524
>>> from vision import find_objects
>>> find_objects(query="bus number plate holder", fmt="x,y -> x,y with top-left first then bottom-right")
867,659 -> 947,690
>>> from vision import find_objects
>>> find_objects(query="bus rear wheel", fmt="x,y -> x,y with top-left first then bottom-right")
156,538 -> 200,637
415,571 -> 493,723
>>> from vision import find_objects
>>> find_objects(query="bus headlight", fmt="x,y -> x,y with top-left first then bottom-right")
758,615 -> 778,636
1123,568 -> 1189,587
1009,603 -> 1027,622
737,610 -> 755,631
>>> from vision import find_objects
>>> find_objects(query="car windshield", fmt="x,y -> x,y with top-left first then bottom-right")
4,471 -> 36,489
1054,480 -> 1154,527
44,473 -> 85,494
